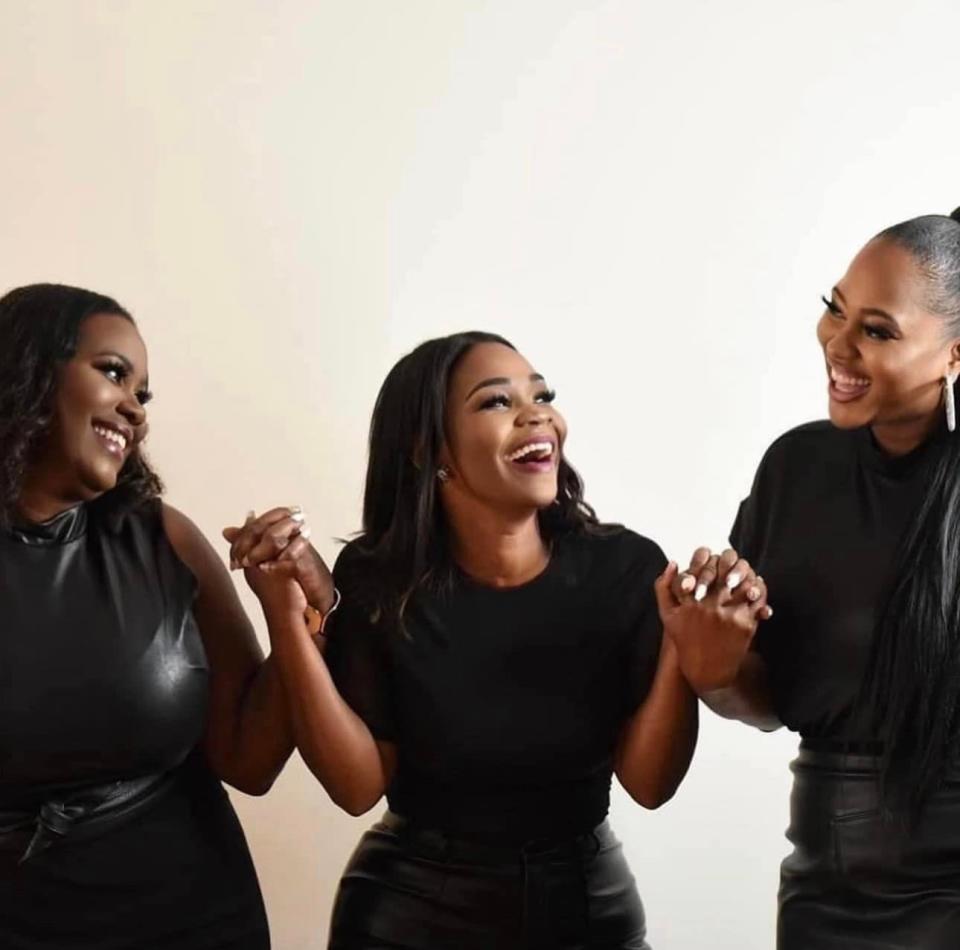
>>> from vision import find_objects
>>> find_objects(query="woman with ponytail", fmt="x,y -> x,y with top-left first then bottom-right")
674,207 -> 960,948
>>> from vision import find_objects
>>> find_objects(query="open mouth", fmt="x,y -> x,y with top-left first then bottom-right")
828,364 -> 871,403
505,440 -> 556,473
93,423 -> 130,459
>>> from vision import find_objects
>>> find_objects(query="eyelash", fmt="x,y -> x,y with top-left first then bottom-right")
821,296 -> 894,342
478,389 -> 556,410
99,361 -> 153,406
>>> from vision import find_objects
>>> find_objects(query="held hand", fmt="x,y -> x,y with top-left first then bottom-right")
654,550 -> 773,694
222,507 -> 335,614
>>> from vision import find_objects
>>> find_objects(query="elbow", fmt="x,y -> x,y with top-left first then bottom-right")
330,787 -> 382,817
223,769 -> 280,797
626,782 -> 678,810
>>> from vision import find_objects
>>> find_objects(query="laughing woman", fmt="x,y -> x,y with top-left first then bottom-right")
226,331 -> 770,949
0,284 -> 324,949
677,208 -> 960,949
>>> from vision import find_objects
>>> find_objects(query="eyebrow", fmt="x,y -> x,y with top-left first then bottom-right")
832,288 -> 900,327
465,373 -> 545,400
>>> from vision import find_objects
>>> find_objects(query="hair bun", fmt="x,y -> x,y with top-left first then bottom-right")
951,207 -> 960,223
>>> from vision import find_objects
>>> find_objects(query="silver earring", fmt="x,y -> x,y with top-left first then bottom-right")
945,369 -> 959,433
437,466 -> 451,482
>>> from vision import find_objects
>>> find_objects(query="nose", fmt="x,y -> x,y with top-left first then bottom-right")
117,392 -> 147,428
823,321 -> 858,363
516,402 -> 552,427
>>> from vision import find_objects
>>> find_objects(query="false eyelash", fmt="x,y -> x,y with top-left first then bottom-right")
536,389 -> 557,403
821,295 -> 841,315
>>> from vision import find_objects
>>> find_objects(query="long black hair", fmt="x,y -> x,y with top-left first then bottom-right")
356,330 -> 600,632
0,283 -> 162,527
856,208 -> 960,816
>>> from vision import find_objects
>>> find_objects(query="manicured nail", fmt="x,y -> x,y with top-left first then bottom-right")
694,583 -> 708,602
726,572 -> 742,590
291,510 -> 306,523
747,586 -> 760,602
245,510 -> 255,521
680,574 -> 696,593
764,606 -> 774,619
298,525 -> 312,540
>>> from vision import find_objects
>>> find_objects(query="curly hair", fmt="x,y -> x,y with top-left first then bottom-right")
0,283 -> 163,527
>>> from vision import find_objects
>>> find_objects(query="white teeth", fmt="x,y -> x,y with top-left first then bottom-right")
830,367 -> 870,388
506,441 -> 554,462
94,426 -> 128,451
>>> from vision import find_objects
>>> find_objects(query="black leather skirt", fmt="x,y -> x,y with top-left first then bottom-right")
779,741 -> 960,950
328,812 -> 650,950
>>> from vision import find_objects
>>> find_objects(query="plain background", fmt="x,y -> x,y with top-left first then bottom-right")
3,2 -> 960,946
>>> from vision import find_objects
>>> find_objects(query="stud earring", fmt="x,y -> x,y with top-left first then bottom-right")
437,466 -> 451,482
945,368 -> 959,433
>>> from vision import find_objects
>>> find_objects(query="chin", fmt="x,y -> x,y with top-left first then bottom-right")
827,403 -> 871,430
79,463 -> 121,496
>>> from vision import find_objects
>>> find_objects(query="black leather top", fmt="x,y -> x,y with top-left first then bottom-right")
0,499 -> 208,804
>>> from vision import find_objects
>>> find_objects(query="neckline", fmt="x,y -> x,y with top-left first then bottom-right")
856,421 -> 945,479
454,539 -> 558,593
5,504 -> 89,546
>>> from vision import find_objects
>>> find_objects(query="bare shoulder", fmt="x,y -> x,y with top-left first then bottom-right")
160,503 -> 223,581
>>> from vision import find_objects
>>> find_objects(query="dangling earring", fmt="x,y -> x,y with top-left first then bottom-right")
945,368 -> 959,433
437,466 -> 451,483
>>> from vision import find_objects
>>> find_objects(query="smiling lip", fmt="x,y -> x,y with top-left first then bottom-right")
827,363 -> 872,404
92,421 -> 133,459
504,435 -> 558,474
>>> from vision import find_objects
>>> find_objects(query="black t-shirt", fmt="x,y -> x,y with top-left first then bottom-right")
730,421 -> 936,739
324,528 -> 666,841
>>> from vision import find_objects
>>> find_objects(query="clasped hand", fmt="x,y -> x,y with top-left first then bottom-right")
654,548 -> 772,694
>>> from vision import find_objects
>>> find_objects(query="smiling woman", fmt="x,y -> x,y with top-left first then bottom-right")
685,208 -> 960,950
225,330 -> 771,949
0,283 -> 329,949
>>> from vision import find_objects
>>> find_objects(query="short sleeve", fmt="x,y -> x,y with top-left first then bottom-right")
619,534 -> 669,709
323,542 -> 397,741
729,444 -> 777,661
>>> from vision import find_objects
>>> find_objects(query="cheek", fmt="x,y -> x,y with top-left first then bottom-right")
816,315 -> 832,349
551,410 -> 568,447
450,416 -> 508,474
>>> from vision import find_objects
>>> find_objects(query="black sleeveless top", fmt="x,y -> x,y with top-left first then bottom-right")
0,500 -> 207,798
0,500 -> 268,948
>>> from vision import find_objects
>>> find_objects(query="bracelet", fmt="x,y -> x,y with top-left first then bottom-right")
310,586 -> 341,636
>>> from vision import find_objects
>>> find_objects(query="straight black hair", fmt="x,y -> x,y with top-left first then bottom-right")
857,208 -> 960,816
355,331 -> 600,633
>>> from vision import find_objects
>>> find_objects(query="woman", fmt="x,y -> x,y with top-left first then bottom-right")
0,283 -> 325,948
671,208 -> 960,949
226,331 -> 770,949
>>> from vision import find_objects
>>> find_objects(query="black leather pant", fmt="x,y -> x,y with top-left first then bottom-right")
779,742 -> 960,950
328,812 -> 650,950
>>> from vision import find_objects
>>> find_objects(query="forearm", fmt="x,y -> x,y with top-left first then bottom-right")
210,656 -> 294,795
699,651 -> 781,731
615,639 -> 699,809
265,607 -> 389,815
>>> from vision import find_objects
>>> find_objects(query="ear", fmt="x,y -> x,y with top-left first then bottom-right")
948,340 -> 960,376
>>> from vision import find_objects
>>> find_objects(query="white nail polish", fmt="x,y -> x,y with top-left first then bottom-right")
299,525 -> 312,540
680,575 -> 696,592
694,583 -> 708,602
291,510 -> 306,523
726,572 -> 742,589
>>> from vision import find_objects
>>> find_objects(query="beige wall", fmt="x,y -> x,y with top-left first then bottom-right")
3,2 -> 959,946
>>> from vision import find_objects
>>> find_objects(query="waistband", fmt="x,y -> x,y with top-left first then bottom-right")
377,810 -> 614,866
0,771 -> 176,864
